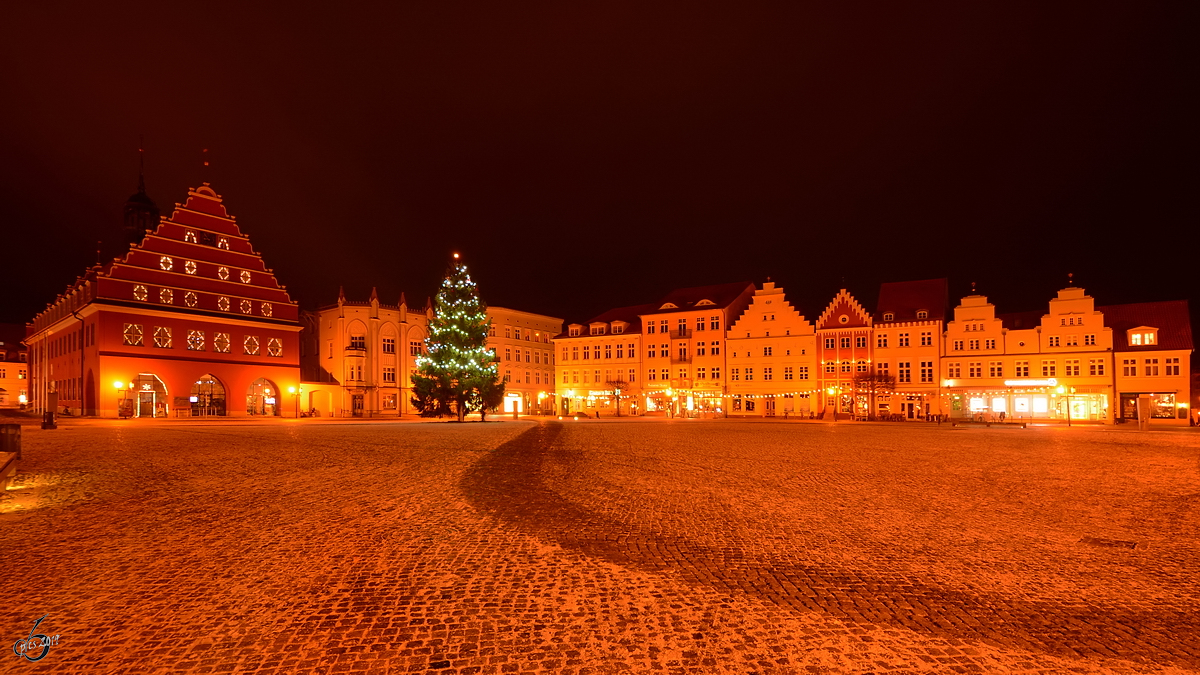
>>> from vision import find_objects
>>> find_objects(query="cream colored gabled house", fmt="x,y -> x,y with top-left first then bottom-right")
871,279 -> 948,420
726,282 -> 817,417
555,303 -> 653,416
487,306 -> 562,414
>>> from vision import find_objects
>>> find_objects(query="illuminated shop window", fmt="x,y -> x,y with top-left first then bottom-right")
218,266 -> 230,280
153,326 -> 172,348
133,285 -> 148,301
184,260 -> 197,275
218,237 -> 230,250
185,230 -> 197,243
240,270 -> 251,284
240,299 -> 252,314
267,338 -> 283,357
187,330 -> 205,351
185,292 -> 198,307
261,302 -> 272,317
160,256 -> 173,271
214,333 -> 231,353
244,335 -> 260,356
218,296 -> 230,311
123,323 -> 144,346
159,288 -> 173,304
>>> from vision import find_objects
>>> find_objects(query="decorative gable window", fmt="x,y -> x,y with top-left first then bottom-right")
218,266 -> 230,280
214,333 -> 231,353
123,323 -> 143,346
133,285 -> 148,301
267,338 -> 283,357
261,302 -> 272,317
153,326 -> 172,348
187,330 -> 205,351
244,335 -> 260,356
185,292 -> 198,307
160,256 -> 173,271
239,299 -> 252,314
184,260 -> 197,275
240,270 -> 252,284
159,288 -> 173,304
218,237 -> 230,250
217,296 -> 230,311
184,230 -> 198,243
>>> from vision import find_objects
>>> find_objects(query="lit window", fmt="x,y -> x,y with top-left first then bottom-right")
185,230 -> 197,243
882,312 -> 894,322
184,260 -> 197,275
240,270 -> 252,284
187,330 -> 205,351
218,296 -> 230,311
267,338 -> 283,357
133,285 -> 148,301
916,310 -> 928,320
214,333 -> 231,353
218,266 -> 230,280
185,292 -> 198,307
240,299 -> 252,314
244,335 -> 260,356
153,326 -> 172,348
159,288 -> 173,304
261,302 -> 272,317
160,256 -> 173,271
123,323 -> 143,346
218,237 -> 230,250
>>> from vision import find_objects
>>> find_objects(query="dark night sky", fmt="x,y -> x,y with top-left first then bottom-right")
2,3 -> 1196,329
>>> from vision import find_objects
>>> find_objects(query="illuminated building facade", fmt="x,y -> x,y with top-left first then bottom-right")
814,289 -> 875,418
557,304 -> 653,416
25,182 -> 301,418
0,324 -> 29,408
725,282 -> 817,417
870,279 -> 948,420
487,306 -> 562,414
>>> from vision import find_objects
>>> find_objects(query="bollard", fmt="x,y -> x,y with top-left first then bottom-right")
1,423 -> 20,460
42,411 -> 57,430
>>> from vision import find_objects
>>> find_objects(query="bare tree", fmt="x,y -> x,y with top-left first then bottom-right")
852,370 -> 896,421
604,380 -> 630,417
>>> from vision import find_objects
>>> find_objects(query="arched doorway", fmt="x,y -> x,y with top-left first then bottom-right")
190,374 -> 227,416
246,378 -> 280,416
132,373 -> 169,418
307,389 -> 332,417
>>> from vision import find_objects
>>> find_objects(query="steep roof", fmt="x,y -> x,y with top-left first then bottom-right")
650,282 -> 755,314
557,303 -> 657,338
1099,300 -> 1192,351
997,310 -> 1044,331
875,278 -> 948,322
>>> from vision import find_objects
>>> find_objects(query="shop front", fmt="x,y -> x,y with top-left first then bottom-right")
945,378 -> 1110,423
1119,392 -> 1188,423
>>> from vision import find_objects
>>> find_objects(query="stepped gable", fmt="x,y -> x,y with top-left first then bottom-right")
95,183 -> 298,323
1099,300 -> 1192,351
817,289 -> 871,329
875,278 -> 948,322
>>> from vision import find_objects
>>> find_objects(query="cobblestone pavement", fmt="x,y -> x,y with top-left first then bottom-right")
2,419 -> 1199,674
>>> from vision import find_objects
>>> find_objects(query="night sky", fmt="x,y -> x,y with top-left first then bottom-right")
3,3 -> 1195,330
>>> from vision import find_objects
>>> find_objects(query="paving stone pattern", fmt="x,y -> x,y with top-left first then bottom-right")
2,419 -> 1199,674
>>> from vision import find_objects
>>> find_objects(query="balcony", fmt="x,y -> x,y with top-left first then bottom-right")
670,354 -> 692,365
670,328 -> 692,339
345,345 -> 367,357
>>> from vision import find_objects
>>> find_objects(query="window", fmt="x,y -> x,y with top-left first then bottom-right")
123,323 -> 143,346
953,339 -> 963,351
1144,358 -> 1159,377
218,237 -> 230,250
350,335 -> 366,350
677,319 -> 687,334
383,367 -> 396,383
745,368 -> 754,381
985,339 -> 996,350
797,366 -> 808,380
882,312 -> 894,322
218,296 -> 230,312
696,367 -> 706,379
824,363 -> 836,373
695,342 -> 705,357
898,333 -> 910,347
187,330 -> 205,351
763,367 -> 773,381
1085,334 -> 1096,346
184,260 -> 197,275
1042,360 -> 1056,377
133,284 -> 148,301
840,362 -> 851,373
1015,361 -> 1029,377
783,366 -> 793,380
1048,336 -> 1060,347
218,266 -> 230,280
916,310 -> 928,320
382,337 -> 396,353
159,288 -> 173,304
824,337 -> 835,349
646,323 -> 655,334
244,335 -> 260,356
710,341 -> 720,355
763,346 -> 773,357
840,336 -> 851,349
660,368 -> 668,380
506,347 -> 513,361
856,361 -> 868,373
1065,359 -> 1080,376
267,338 -> 283,357
898,362 -> 911,383
1066,335 -> 1078,347
261,303 -> 272,317
696,317 -> 704,331
185,230 -> 197,243
613,325 -> 623,335
947,362 -> 960,378
1165,357 -> 1180,376
590,325 -> 604,336
410,341 -> 423,356
214,333 -> 231,353
877,334 -> 888,348
593,346 -> 601,360
660,320 -> 668,333
240,270 -> 252,284
920,332 -> 932,347
731,368 -> 740,381
240,299 -> 252,314
920,361 -> 934,383
710,316 -> 720,330
153,326 -> 172,348
1085,359 -> 1103,376
604,345 -> 612,359
989,361 -> 1003,378
383,394 -> 397,409
968,339 -> 979,350
968,362 -> 981,378
711,367 -> 720,380
1122,358 -> 1137,376
569,326 -> 581,337
160,256 -> 173,271
855,335 -> 867,348
184,291 -> 198,307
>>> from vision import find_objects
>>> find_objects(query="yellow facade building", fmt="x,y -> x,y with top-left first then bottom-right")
487,306 -> 561,414
557,304 -> 652,416
726,282 -> 818,417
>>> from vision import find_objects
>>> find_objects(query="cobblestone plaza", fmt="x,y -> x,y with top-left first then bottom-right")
3,419 -> 1198,674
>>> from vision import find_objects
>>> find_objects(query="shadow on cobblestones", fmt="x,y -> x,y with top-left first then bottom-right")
460,421 -> 1200,669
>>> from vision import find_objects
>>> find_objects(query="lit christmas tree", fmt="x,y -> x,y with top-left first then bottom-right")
411,255 -> 504,421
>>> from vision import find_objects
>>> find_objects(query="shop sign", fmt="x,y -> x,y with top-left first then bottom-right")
1003,378 -> 1057,387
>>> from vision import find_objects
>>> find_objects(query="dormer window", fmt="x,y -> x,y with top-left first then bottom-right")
696,299 -> 715,306
659,302 -> 678,310
612,325 -> 624,334
916,310 -> 928,320
590,325 -> 606,335
568,326 -> 581,337
882,312 -> 894,322
1129,327 -> 1158,346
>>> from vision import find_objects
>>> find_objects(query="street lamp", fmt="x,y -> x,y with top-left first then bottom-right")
289,386 -> 303,418
114,380 -> 133,418
827,386 -> 839,421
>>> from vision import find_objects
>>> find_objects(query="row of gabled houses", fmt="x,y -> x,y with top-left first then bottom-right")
20,178 -> 1196,424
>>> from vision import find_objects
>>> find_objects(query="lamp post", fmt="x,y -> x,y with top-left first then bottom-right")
827,386 -> 839,421
289,386 -> 304,418
114,380 -> 132,418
